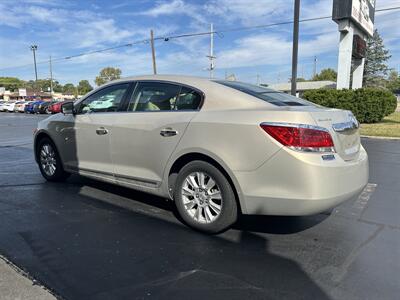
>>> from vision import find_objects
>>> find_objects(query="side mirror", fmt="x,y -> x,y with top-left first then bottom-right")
61,102 -> 75,115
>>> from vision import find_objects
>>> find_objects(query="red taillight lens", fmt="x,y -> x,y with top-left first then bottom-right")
260,123 -> 334,152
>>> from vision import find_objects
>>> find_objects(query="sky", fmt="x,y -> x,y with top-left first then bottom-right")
0,0 -> 399,86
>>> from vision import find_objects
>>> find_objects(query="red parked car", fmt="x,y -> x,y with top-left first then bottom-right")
48,100 -> 73,114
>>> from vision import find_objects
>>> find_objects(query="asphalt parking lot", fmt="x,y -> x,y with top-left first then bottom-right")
0,112 -> 399,300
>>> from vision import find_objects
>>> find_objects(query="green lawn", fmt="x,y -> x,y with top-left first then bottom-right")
360,112 -> 400,138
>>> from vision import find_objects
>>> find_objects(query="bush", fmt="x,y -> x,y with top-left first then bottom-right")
303,88 -> 397,123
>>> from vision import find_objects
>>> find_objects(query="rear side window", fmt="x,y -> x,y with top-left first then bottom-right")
128,82 -> 202,111
175,87 -> 202,110
128,82 -> 180,111
215,80 -> 315,107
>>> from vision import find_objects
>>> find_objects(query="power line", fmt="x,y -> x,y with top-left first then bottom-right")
163,6 -> 400,38
1,6 -> 400,72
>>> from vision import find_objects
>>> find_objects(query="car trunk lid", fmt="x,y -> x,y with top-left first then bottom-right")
307,108 -> 360,161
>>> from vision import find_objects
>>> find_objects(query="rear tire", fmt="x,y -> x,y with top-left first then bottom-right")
36,137 -> 70,182
173,160 -> 238,234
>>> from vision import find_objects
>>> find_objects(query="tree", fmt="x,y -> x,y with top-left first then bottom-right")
386,70 -> 400,93
52,80 -> 63,93
363,29 -> 391,87
312,68 -> 337,81
77,80 -> 93,95
0,77 -> 24,91
63,83 -> 76,95
95,67 -> 122,86
24,79 -> 62,93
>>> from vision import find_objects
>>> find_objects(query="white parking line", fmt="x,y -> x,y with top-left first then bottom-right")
333,183 -> 377,219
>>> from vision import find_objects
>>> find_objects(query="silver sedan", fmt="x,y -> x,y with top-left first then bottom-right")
33,75 -> 368,233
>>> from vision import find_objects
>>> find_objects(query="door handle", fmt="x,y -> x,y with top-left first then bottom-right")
160,128 -> 178,137
96,127 -> 109,135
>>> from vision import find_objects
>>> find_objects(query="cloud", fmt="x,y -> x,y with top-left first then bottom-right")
204,0 -> 292,26
216,29 -> 338,69
138,0 -> 207,26
140,0 -> 187,17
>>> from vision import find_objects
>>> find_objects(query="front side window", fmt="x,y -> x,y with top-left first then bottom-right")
77,83 -> 129,114
128,82 -> 180,112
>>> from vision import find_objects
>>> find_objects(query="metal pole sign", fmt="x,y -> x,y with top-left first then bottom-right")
332,0 -> 376,90
333,0 -> 375,37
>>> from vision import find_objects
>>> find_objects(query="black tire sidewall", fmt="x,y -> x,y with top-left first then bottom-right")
36,138 -> 69,182
174,160 -> 238,233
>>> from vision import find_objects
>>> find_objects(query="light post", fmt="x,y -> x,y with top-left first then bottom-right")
30,45 -> 38,82
291,0 -> 300,96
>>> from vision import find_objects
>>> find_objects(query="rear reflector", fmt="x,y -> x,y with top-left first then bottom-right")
260,123 -> 335,153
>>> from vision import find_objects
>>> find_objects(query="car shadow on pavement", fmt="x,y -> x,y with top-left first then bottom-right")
70,174 -> 329,235
1,177 -> 331,300
82,174 -> 332,237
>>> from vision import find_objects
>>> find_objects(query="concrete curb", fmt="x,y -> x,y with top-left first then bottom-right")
0,255 -> 58,300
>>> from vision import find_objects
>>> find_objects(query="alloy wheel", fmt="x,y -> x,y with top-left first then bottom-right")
181,172 -> 223,224
39,144 -> 57,177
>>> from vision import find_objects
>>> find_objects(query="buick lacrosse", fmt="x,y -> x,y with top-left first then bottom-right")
34,75 -> 368,233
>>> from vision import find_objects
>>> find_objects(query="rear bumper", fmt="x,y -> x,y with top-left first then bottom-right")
234,146 -> 369,215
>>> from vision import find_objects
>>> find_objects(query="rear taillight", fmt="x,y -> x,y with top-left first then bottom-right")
260,123 -> 335,153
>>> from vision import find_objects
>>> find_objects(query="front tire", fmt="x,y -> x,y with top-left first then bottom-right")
36,138 -> 70,182
174,161 -> 238,233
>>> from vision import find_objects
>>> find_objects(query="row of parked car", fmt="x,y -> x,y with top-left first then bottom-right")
0,100 -> 72,114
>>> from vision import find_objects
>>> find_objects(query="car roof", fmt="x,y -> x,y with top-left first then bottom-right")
95,74 -> 273,111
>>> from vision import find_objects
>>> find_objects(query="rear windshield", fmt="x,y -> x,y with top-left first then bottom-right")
214,80 -> 315,107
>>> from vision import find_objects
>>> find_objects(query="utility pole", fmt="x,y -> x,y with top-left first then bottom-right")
30,45 -> 38,82
206,23 -> 216,78
290,0 -> 300,96
313,56 -> 317,78
49,55 -> 53,98
150,30 -> 157,75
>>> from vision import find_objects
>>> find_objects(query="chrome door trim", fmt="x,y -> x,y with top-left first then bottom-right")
67,166 -> 161,188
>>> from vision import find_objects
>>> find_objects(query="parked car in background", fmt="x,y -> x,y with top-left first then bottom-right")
33,75 -> 369,233
48,100 -> 73,114
14,101 -> 25,112
25,100 -> 43,114
0,101 -> 7,111
32,101 -> 46,114
35,101 -> 57,114
86,95 -> 117,112
16,101 -> 31,113
1,101 -> 16,112
8,101 -> 25,112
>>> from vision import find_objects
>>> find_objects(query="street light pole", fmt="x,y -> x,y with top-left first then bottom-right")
30,45 -> 38,82
313,55 -> 317,78
150,30 -> 157,75
49,55 -> 53,97
291,0 -> 300,96
206,23 -> 216,79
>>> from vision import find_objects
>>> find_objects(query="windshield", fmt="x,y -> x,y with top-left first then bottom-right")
215,80 -> 315,107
